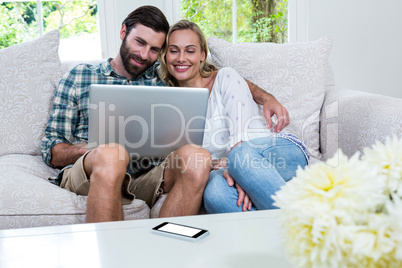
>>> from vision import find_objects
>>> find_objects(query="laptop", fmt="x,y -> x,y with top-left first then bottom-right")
88,84 -> 209,160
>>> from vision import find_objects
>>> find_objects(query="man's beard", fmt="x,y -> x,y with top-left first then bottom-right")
120,37 -> 153,78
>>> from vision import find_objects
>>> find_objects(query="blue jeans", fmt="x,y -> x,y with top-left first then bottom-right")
203,137 -> 307,213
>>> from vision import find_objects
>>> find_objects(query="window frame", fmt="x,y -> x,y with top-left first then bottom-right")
288,0 -> 307,42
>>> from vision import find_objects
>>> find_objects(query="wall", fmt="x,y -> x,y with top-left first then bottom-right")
307,0 -> 402,98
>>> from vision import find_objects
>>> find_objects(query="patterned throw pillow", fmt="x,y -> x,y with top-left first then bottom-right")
0,30 -> 63,156
207,37 -> 333,159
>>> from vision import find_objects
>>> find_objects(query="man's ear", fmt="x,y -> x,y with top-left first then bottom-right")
120,24 -> 127,41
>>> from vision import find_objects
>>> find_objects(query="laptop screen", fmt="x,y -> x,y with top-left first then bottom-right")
88,84 -> 209,160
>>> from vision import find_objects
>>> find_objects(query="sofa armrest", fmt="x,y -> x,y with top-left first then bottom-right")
320,86 -> 402,161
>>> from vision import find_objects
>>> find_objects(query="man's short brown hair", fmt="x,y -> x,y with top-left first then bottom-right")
122,5 -> 169,35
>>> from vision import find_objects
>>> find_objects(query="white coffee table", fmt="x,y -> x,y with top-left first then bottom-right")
0,210 -> 293,268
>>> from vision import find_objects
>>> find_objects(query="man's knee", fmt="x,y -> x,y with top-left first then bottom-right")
168,144 -> 211,187
174,144 -> 211,169
85,143 -> 129,184
91,143 -> 129,166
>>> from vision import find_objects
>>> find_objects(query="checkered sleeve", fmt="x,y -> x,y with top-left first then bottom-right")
148,62 -> 166,86
41,71 -> 80,167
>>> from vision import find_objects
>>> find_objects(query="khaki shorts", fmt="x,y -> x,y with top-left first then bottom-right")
60,151 -> 170,208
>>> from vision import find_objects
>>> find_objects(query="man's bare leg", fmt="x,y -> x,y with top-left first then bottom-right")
158,145 -> 211,217
83,143 -> 129,223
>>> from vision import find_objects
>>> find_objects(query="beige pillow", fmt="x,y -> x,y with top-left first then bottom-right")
207,37 -> 332,159
0,30 -> 63,156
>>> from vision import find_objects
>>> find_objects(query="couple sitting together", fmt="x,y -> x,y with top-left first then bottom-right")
41,5 -> 309,223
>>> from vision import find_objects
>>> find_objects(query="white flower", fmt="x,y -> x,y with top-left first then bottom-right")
340,213 -> 398,267
386,195 -> 402,260
273,150 -> 392,267
363,136 -> 402,197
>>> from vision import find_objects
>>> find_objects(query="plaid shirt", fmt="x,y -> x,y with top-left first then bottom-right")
41,59 -> 165,167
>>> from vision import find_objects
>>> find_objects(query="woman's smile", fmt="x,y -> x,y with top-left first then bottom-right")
174,65 -> 191,71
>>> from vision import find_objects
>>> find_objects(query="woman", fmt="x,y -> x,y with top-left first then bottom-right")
158,20 -> 309,213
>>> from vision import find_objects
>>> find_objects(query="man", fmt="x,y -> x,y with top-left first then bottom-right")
41,5 -> 289,223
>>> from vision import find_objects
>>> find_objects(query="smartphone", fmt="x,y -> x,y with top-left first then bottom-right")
152,222 -> 209,241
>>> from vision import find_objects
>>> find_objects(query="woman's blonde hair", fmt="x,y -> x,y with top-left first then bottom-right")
158,20 -> 217,87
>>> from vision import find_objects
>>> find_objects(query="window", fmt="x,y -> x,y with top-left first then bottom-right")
1,1 -> 301,60
0,0 -> 101,60
181,0 -> 288,43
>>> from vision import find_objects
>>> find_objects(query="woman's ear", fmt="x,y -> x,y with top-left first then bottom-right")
201,51 -> 206,62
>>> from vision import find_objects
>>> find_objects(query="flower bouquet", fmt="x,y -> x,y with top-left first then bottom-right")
273,136 -> 402,268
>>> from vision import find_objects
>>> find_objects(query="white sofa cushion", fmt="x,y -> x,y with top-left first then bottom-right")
0,155 -> 150,228
207,37 -> 332,159
0,30 -> 63,157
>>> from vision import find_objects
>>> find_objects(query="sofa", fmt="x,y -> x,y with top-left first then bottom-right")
0,30 -> 401,229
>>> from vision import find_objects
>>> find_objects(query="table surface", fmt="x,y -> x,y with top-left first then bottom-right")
0,210 -> 293,268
